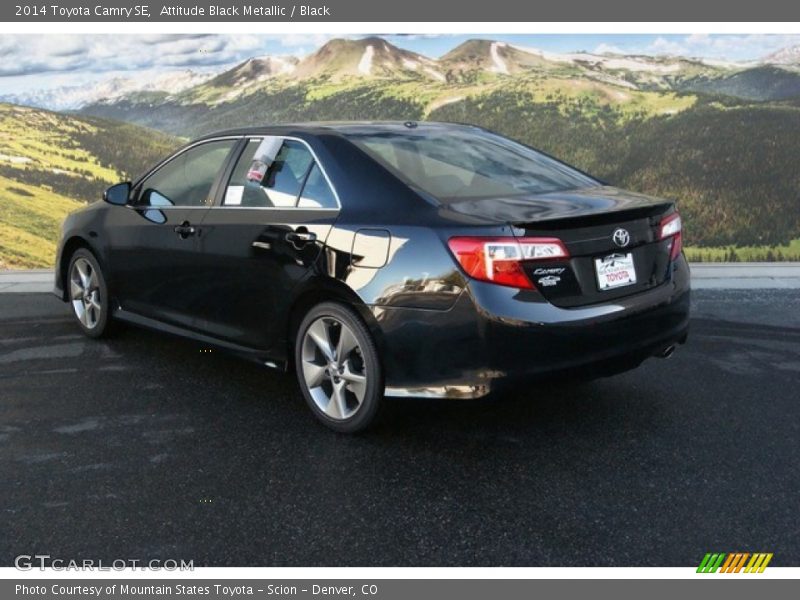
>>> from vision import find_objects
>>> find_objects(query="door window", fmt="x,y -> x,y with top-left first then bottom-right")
139,140 -> 237,207
224,138 -> 337,209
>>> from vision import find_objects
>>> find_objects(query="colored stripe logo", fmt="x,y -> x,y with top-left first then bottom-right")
697,553 -> 773,573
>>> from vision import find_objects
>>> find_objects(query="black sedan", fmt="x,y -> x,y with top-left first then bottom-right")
54,122 -> 690,432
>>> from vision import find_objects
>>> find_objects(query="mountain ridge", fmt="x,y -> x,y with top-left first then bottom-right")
8,36 -> 800,110
2,35 -> 799,267
762,45 -> 800,65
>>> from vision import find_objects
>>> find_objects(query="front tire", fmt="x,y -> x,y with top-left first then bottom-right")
295,302 -> 383,433
67,248 -> 113,338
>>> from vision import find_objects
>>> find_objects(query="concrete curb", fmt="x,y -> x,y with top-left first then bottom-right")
690,263 -> 800,289
0,270 -> 53,294
2,264 -> 800,293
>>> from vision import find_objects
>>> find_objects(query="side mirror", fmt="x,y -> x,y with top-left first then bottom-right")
103,182 -> 131,206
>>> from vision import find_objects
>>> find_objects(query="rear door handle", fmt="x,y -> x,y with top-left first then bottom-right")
285,230 -> 317,246
174,221 -> 196,239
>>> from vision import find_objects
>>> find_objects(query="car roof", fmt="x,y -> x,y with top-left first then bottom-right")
196,121 -> 484,141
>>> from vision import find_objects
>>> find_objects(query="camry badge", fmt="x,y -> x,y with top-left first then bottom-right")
612,228 -> 631,248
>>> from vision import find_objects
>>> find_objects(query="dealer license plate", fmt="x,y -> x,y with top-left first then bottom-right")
595,253 -> 637,290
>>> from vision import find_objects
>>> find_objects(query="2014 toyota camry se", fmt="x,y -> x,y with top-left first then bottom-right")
54,122 -> 689,432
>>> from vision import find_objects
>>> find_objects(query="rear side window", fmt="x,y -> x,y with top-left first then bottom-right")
347,129 -> 598,201
224,138 -> 337,209
298,164 -> 337,209
140,140 -> 237,207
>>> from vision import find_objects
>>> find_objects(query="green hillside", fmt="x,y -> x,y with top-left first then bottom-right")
430,92 -> 800,247
85,73 -> 696,137
682,66 -> 800,101
82,73 -> 799,251
5,36 -> 800,267
0,103 -> 181,268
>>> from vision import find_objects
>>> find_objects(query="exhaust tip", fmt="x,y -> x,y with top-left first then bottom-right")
659,345 -> 676,359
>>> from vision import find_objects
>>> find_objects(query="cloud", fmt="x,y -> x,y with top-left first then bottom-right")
645,34 -> 800,60
276,34 -> 337,48
0,34 -> 270,78
649,37 -> 687,55
137,34 -> 214,44
386,34 -> 446,40
44,36 -> 88,58
3,33 -> 800,89
594,43 -> 625,55
0,38 -> 18,58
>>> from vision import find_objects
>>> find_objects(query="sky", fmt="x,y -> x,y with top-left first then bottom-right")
1,33 -> 799,94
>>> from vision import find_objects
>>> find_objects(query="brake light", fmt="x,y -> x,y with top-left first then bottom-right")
447,237 -> 569,289
659,212 -> 682,260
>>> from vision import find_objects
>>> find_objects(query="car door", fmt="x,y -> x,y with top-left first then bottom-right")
106,138 -> 239,329
193,136 -> 341,350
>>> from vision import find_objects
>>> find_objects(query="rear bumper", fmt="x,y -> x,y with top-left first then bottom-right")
375,256 -> 691,398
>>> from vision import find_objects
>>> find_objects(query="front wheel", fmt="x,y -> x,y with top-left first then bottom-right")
67,248 -> 113,338
295,302 -> 383,433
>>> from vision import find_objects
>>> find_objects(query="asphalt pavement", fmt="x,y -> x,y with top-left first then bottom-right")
1,290 -> 799,566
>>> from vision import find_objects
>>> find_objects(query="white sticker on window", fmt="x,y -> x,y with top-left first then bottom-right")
225,185 -> 244,206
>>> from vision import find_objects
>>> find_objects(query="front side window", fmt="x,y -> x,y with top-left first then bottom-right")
224,138 -> 337,209
139,140 -> 237,207
346,128 -> 598,201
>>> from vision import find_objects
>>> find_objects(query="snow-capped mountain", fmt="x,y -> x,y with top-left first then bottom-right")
8,38 -> 800,112
292,37 -> 442,80
762,45 -> 800,65
440,40 -> 560,76
0,69 -> 214,110
203,56 -> 298,88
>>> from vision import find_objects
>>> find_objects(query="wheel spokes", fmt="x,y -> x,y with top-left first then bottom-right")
75,302 -> 87,326
70,258 -> 102,330
340,361 -> 367,402
301,315 -> 369,421
70,279 -> 84,300
306,319 -> 335,362
75,259 -> 91,290
88,292 -> 102,312
325,382 -> 348,419
86,305 -> 97,328
88,268 -> 99,292
336,325 -> 358,363
302,360 -> 328,389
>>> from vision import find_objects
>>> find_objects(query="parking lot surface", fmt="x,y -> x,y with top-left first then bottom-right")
1,290 -> 798,566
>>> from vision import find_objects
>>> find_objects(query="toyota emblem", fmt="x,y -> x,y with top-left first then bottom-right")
612,228 -> 631,248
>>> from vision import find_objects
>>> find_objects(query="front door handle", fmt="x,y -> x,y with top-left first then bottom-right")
285,230 -> 317,246
174,221 -> 196,239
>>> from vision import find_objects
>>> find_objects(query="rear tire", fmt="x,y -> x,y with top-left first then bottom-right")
294,302 -> 383,433
67,248 -> 113,339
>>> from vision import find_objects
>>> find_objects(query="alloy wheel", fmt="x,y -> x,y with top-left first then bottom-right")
300,316 -> 368,420
69,257 -> 102,330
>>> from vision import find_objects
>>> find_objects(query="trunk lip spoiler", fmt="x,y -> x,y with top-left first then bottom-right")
509,202 -> 675,231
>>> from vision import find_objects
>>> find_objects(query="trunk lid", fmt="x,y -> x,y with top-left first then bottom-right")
442,186 -> 677,307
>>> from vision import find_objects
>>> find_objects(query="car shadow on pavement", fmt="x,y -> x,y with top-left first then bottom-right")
111,322 -> 665,450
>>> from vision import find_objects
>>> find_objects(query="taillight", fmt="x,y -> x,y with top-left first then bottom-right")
447,236 -> 569,289
659,212 -> 682,260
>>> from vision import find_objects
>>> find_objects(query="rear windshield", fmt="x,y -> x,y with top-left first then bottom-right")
345,128 -> 598,201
